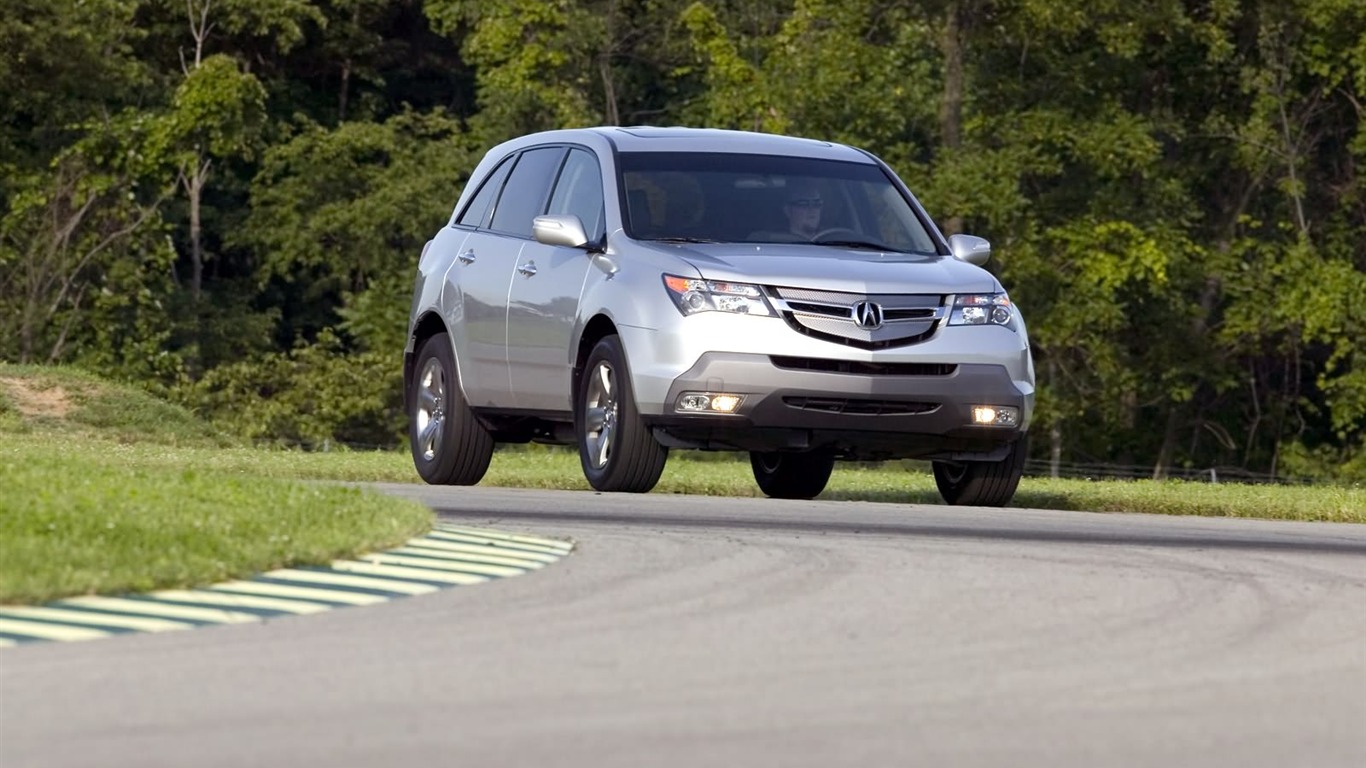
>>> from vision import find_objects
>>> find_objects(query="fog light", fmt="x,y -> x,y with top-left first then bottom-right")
676,392 -> 744,414
710,394 -> 741,413
971,405 -> 1019,426
678,394 -> 711,411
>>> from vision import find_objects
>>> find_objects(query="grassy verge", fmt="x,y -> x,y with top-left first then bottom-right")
10,433 -> 1360,524
0,368 -> 432,604
0,447 -> 433,605
0,439 -> 432,604
1,364 -> 1360,605
0,363 -> 231,446
482,450 -> 1365,523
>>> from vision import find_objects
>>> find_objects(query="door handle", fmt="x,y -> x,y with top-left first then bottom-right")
517,262 -> 538,277
457,250 -> 476,264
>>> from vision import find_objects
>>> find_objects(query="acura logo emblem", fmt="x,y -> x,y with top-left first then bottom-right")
852,300 -> 884,330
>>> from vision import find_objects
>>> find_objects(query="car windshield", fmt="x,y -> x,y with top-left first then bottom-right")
619,151 -> 939,254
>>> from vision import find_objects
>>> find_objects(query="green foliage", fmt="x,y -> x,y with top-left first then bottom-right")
154,54 -> 268,162
165,279 -> 281,377
679,2 -> 784,132
240,110 -> 474,350
0,0 -> 150,174
0,0 -> 1361,477
246,110 -> 473,288
338,272 -> 412,355
427,0 -> 603,142
0,141 -> 171,367
1279,439 -> 1366,483
214,0 -> 325,51
180,329 -> 403,448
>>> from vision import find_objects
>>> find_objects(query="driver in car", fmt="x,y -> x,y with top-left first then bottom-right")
783,184 -> 823,239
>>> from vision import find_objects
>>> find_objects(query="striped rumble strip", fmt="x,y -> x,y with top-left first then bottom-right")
0,524 -> 572,648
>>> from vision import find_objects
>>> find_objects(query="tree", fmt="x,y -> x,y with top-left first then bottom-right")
150,53 -> 267,301
0,124 -> 171,368
243,109 -> 475,345
1,0 -> 1359,470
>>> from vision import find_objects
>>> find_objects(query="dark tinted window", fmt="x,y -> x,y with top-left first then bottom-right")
547,149 -> 605,241
455,156 -> 513,228
490,147 -> 566,237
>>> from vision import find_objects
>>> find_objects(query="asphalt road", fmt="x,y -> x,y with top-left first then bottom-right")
2,486 -> 1364,767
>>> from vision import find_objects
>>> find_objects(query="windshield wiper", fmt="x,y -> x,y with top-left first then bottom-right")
810,238 -> 903,252
648,236 -> 721,244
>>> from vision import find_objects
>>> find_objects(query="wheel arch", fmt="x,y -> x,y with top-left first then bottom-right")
405,311 -> 450,415
572,313 -> 619,400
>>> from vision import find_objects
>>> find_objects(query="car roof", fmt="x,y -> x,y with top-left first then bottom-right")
496,126 -> 876,164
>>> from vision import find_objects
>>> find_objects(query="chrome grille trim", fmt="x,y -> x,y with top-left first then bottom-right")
766,286 -> 946,349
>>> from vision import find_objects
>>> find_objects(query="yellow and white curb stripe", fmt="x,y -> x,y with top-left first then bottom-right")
0,523 -> 572,648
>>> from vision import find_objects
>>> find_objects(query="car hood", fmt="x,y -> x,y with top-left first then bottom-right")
661,242 -> 1001,295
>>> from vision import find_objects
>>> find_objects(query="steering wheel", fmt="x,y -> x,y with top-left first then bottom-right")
811,227 -> 860,242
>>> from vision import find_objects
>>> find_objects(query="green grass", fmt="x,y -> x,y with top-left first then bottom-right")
10,434 -> 1358,524
490,449 -> 1364,523
0,367 -> 431,604
0,439 -> 432,604
0,363 -> 1360,604
0,363 -> 229,446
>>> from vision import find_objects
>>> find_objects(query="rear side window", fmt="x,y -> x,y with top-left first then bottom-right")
490,146 -> 567,238
455,156 -> 513,228
547,148 -> 605,241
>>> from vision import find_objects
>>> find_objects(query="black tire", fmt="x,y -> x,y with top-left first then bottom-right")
750,449 -> 835,499
409,333 -> 494,485
932,436 -> 1028,506
576,335 -> 668,492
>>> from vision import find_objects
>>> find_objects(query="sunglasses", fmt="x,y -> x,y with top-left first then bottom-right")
787,198 -> 823,208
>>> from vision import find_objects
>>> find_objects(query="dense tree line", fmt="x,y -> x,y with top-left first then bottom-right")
1,0 -> 1362,480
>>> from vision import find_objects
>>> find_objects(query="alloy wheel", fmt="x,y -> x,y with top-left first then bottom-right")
415,358 -> 446,462
582,361 -> 619,470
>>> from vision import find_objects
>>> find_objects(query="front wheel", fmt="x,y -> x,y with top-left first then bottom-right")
577,335 -> 668,492
750,449 -> 835,499
932,436 -> 1028,506
409,333 -> 494,485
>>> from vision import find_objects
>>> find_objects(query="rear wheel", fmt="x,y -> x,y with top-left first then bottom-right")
750,449 -> 835,499
932,436 -> 1027,506
577,335 -> 668,492
409,333 -> 494,485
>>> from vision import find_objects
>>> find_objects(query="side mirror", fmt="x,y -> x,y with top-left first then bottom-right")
948,234 -> 991,266
533,214 -> 591,249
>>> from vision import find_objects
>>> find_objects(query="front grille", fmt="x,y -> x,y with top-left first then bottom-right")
786,301 -> 850,318
782,397 -> 940,416
883,307 -> 938,321
767,286 -> 944,350
770,356 -> 957,377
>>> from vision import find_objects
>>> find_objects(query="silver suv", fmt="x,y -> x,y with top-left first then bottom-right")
405,127 -> 1035,505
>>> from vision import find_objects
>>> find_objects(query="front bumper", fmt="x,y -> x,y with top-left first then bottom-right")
645,352 -> 1030,460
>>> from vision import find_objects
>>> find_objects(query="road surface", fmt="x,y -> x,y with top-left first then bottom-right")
2,486 -> 1364,767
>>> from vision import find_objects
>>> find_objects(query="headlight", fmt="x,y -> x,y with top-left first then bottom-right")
663,275 -> 773,317
948,293 -> 1016,329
